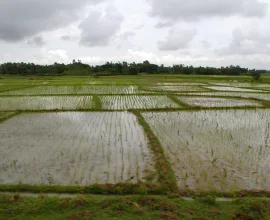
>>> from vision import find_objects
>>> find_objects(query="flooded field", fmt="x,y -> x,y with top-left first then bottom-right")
0,75 -> 270,195
210,83 -> 270,88
142,110 -> 270,192
155,83 -> 207,86
0,96 -> 93,111
181,92 -> 270,101
205,86 -> 265,92
144,85 -> 208,92
0,112 -> 155,186
178,96 -> 263,107
100,95 -> 179,110
0,85 -> 153,95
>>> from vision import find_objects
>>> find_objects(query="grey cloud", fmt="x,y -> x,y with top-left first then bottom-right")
120,31 -> 135,40
79,6 -> 124,47
0,0 -> 105,42
27,36 -> 46,46
155,21 -> 174,28
61,35 -> 72,41
157,27 -> 196,51
149,0 -> 268,25
217,27 -> 270,55
201,40 -> 212,49
116,31 -> 136,49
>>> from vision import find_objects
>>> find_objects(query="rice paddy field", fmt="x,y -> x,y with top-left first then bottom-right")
181,92 -> 270,101
0,74 -> 270,198
0,85 -> 153,95
0,112 -> 155,186
100,95 -> 179,110
0,96 -> 94,111
176,96 -> 263,107
143,110 -> 270,192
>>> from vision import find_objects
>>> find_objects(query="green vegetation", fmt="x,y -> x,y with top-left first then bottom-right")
0,96 -> 94,111
100,95 -> 179,110
250,70 -> 262,81
0,183 -> 161,195
0,111 -> 20,123
1,194 -> 270,220
93,95 -> 102,110
0,60 -> 268,76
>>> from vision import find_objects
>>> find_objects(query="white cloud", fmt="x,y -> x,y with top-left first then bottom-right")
217,27 -> 270,55
119,31 -> 136,40
79,6 -> 124,47
35,49 -> 69,64
157,27 -> 197,51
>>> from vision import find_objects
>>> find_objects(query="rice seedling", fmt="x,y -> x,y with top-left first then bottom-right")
142,109 -> 270,192
210,82 -> 270,88
155,82 -> 207,86
0,112 -> 155,186
100,95 -> 179,110
177,96 -> 263,107
0,96 -> 94,111
143,85 -> 208,92
179,92 -> 270,101
0,85 -> 153,95
205,86 -> 267,92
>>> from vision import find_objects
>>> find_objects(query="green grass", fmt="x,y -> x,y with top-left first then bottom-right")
0,183 -> 162,195
93,95 -> 102,110
1,194 -> 270,220
0,85 -> 38,93
1,74 -> 270,84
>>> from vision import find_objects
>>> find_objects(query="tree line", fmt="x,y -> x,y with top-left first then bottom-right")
0,60 -> 267,76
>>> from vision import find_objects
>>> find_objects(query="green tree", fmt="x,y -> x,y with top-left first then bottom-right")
250,70 -> 261,81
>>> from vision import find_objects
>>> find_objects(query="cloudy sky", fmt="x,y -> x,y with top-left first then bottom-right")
0,0 -> 270,69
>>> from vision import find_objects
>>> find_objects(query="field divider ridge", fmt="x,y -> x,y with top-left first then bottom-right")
0,93 -> 168,97
0,183 -> 164,195
4,106 -> 268,113
130,110 -> 178,194
0,111 -> 21,124
138,106 -> 270,113
93,95 -> 102,110
0,84 -> 42,93
167,94 -> 193,108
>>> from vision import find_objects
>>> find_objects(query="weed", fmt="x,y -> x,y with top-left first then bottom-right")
197,195 -> 217,205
